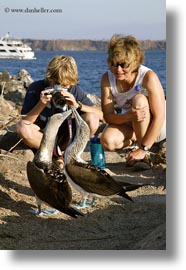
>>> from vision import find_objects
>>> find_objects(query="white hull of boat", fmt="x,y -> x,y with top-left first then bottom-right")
0,34 -> 36,60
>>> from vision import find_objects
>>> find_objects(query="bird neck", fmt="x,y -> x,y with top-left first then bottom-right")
65,120 -> 90,164
35,115 -> 63,164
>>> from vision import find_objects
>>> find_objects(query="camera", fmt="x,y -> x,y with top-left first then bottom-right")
52,90 -> 67,108
46,85 -> 68,109
44,84 -> 63,95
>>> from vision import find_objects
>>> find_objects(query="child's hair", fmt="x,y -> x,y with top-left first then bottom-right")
45,55 -> 79,85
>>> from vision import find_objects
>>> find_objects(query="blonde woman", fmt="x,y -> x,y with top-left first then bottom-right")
17,55 -> 103,167
100,35 -> 166,169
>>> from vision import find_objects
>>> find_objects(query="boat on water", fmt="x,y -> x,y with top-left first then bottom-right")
0,33 -> 35,60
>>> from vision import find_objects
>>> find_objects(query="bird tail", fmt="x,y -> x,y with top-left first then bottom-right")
118,190 -> 133,202
118,183 -> 146,202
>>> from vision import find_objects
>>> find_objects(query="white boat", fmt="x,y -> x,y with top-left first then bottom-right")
0,33 -> 35,60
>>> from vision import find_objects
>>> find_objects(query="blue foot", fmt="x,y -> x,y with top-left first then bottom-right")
42,209 -> 59,215
76,197 -> 96,209
28,208 -> 59,215
28,209 -> 41,215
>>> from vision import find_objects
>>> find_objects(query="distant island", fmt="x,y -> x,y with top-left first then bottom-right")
23,39 -> 166,51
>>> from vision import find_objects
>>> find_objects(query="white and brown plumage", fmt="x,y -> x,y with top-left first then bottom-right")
26,110 -> 83,218
64,107 -> 144,208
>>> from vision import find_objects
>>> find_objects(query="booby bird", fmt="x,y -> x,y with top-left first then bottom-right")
64,107 -> 144,209
26,110 -> 84,218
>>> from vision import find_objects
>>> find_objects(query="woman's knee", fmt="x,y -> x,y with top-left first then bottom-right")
100,130 -> 121,151
100,137 -> 114,151
132,94 -> 149,109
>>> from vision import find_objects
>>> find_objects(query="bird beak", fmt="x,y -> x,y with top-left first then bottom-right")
71,107 -> 81,124
61,109 -> 72,119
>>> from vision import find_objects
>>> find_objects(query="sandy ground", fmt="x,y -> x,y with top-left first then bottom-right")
0,96 -> 166,250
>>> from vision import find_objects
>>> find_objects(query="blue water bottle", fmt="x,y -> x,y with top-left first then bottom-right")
90,137 -> 106,169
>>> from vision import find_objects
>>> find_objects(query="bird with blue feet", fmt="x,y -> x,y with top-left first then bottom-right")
64,107 -> 146,209
26,110 -> 84,218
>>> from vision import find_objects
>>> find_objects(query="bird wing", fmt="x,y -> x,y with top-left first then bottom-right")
65,161 -> 124,196
27,161 -> 83,218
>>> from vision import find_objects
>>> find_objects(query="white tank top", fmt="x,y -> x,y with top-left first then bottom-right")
108,65 -> 151,113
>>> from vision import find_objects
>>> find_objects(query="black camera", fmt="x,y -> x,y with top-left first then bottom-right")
44,85 -> 68,109
52,90 -> 67,108
44,84 -> 63,95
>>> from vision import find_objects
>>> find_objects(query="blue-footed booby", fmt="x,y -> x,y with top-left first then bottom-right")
64,107 -> 144,209
26,110 -> 83,218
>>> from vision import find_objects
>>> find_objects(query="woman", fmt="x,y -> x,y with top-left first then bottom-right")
17,55 -> 103,167
100,35 -> 166,169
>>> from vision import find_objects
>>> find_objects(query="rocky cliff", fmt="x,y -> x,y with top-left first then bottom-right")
23,39 -> 166,51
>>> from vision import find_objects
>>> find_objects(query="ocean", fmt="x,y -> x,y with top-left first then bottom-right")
0,50 -> 166,96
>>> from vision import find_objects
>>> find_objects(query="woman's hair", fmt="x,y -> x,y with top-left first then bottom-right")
107,35 -> 144,69
45,55 -> 79,85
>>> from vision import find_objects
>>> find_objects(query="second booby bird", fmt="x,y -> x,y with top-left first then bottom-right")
64,107 -> 144,208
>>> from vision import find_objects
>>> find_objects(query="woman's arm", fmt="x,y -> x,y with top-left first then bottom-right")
141,70 -> 166,148
126,70 -> 165,165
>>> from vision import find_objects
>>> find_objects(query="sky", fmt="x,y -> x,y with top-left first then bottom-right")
0,0 -> 166,40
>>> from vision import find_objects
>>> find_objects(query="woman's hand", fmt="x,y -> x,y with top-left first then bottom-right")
129,106 -> 149,122
126,148 -> 146,166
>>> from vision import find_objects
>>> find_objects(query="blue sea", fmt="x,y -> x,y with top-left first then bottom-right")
0,50 -> 166,96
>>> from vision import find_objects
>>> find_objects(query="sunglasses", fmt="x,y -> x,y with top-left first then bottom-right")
111,62 -> 130,69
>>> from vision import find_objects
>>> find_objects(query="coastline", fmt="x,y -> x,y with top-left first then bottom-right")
23,39 -> 166,51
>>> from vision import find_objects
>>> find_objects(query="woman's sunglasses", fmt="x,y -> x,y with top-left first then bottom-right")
111,62 -> 130,69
